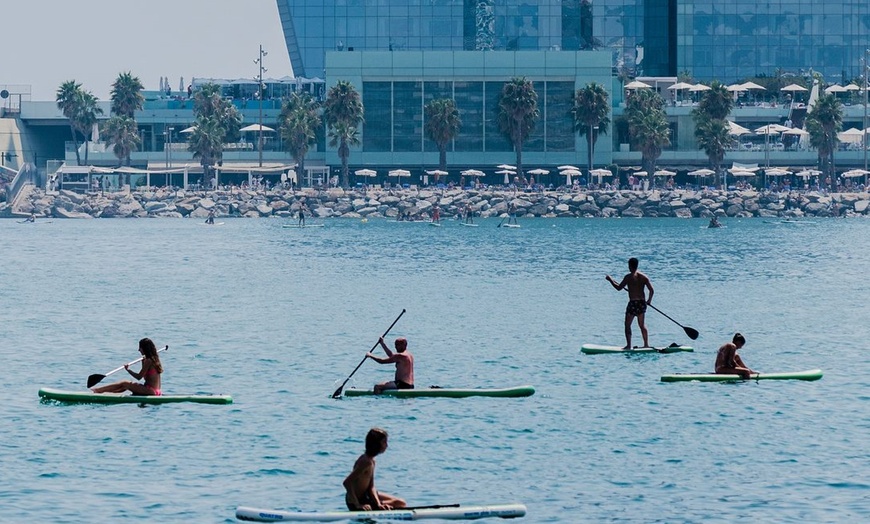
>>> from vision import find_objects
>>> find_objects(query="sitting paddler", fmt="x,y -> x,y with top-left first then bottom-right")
367,337 -> 414,393
606,257 -> 654,348
715,333 -> 755,379
92,338 -> 163,395
709,216 -> 721,228
344,427 -> 407,511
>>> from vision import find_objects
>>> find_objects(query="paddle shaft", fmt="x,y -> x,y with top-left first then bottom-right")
332,309 -> 406,398
88,345 -> 168,387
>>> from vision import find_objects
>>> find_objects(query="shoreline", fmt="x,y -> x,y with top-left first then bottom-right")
6,186 -> 870,219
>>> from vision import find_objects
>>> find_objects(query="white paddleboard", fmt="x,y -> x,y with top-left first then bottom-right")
200,222 -> 225,226
502,223 -> 521,228
282,224 -> 325,228
460,222 -> 479,227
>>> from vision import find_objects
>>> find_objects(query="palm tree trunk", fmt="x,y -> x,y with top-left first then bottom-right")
439,148 -> 447,172
70,124 -> 81,165
588,125 -> 594,174
515,142 -> 523,182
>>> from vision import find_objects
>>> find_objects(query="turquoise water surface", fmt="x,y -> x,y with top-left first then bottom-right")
1,217 -> 868,523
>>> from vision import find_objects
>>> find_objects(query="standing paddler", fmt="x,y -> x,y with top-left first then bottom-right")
606,257 -> 654,348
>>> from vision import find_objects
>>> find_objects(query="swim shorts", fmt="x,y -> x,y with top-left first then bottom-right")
626,299 -> 647,316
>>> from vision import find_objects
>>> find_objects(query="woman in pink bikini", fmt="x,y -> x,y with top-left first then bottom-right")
92,338 -> 163,396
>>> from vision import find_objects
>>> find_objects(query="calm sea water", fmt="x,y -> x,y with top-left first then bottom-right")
1,216 -> 868,523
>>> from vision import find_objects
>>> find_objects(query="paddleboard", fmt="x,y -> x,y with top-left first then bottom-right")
581,343 -> 693,355
282,224 -> 325,228
660,369 -> 823,383
502,223 -> 521,228
38,388 -> 233,405
200,222 -> 225,226
236,503 -> 527,522
429,222 -> 442,227
343,385 -> 535,398
460,222 -> 479,227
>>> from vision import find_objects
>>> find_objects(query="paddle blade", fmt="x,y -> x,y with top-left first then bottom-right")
331,384 -> 345,399
86,374 -> 106,388
685,327 -> 700,340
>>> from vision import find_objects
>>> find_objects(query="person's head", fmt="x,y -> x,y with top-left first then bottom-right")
394,338 -> 408,353
139,338 -> 163,371
732,332 -> 746,348
365,427 -> 389,456
628,257 -> 639,272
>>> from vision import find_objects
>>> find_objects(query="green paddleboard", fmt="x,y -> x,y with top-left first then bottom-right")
660,369 -> 823,383
38,388 -> 233,405
343,385 -> 535,398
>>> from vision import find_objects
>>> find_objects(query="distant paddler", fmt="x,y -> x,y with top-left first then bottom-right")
715,333 -> 755,379
344,427 -> 406,511
464,203 -> 474,224
367,337 -> 414,393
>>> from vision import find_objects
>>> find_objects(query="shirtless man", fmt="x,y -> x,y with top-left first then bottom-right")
715,333 -> 755,379
367,337 -> 414,394
343,427 -> 406,511
606,257 -> 654,348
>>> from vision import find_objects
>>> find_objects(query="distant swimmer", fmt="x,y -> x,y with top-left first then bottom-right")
606,257 -> 654,348
343,427 -> 406,511
709,216 -> 721,228
715,333 -> 755,379
26,213 -> 36,223
367,337 -> 414,394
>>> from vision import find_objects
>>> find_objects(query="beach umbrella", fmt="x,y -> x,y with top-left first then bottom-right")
726,84 -> 748,92
633,171 -> 648,177
653,169 -> 676,177
728,121 -> 750,136
528,168 -> 549,175
844,84 -> 862,91
782,127 -> 809,136
240,124 -> 275,133
688,169 -> 715,177
841,169 -> 870,178
781,84 -> 808,92
461,169 -> 485,177
625,80 -> 652,89
824,84 -> 848,94
837,128 -> 864,143
689,83 -> 711,92
179,126 -> 197,134
741,81 -> 766,91
730,170 -> 757,177
496,164 -> 516,170
354,169 -> 377,178
557,165 -> 579,171
668,82 -> 694,91
795,169 -> 822,178
495,169 -> 516,175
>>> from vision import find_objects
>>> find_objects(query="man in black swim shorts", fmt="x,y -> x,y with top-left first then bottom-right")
606,257 -> 655,348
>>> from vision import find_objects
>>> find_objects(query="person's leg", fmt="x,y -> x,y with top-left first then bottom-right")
377,491 -> 406,509
637,313 -> 649,347
92,381 -> 134,393
623,313 -> 633,349
374,381 -> 397,394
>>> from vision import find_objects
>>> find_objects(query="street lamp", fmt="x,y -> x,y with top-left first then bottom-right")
254,44 -> 268,167
164,126 -> 174,168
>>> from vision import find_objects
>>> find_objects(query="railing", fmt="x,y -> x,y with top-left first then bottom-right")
5,163 -> 37,204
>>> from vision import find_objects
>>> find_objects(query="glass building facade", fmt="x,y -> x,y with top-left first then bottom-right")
278,0 -> 870,83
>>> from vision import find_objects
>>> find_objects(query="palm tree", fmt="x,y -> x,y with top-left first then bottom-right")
110,72 -> 144,118
693,82 -> 735,184
806,93 -> 843,183
696,81 -> 732,120
571,83 -> 610,175
625,89 -> 670,174
102,116 -> 141,167
424,98 -> 461,172
77,91 -> 103,165
324,81 -> 364,188
279,92 -> 321,180
188,83 -> 242,182
56,80 -> 85,165
694,117 -> 733,182
497,77 -> 539,180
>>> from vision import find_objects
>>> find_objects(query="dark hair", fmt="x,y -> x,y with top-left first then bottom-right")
732,333 -> 746,345
139,338 -> 163,373
365,427 -> 388,456
395,338 -> 408,352
628,257 -> 639,271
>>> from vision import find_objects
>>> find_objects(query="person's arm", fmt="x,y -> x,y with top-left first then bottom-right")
605,275 -> 626,291
734,354 -> 754,373
367,353 -> 398,365
126,362 -> 144,381
644,277 -> 654,304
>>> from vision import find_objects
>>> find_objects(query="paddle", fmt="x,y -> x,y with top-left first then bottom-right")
87,345 -> 169,388
332,309 -> 406,399
404,504 -> 461,511
497,216 -> 506,228
647,303 -> 699,340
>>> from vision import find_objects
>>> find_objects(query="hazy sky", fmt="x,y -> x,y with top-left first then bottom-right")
4,0 -> 292,101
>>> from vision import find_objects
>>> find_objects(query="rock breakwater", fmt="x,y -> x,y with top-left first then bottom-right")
7,186 -> 870,219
